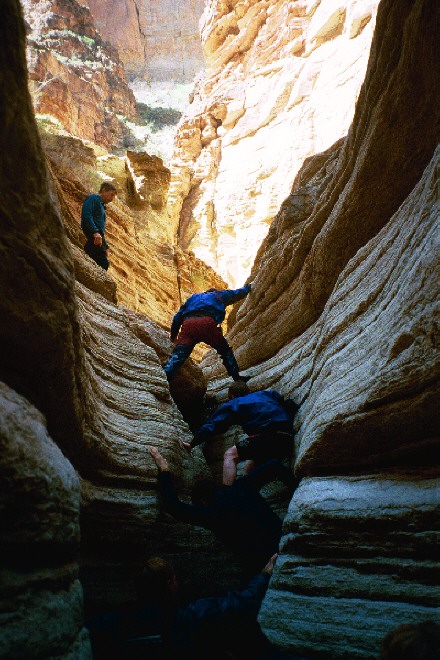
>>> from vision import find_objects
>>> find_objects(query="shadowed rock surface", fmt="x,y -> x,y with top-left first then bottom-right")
0,0 -> 438,658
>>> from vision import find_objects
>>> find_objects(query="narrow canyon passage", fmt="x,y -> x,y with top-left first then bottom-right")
0,0 -> 439,659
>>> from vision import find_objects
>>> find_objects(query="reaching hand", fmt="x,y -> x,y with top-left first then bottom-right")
178,437 -> 192,454
262,553 -> 278,576
148,446 -> 170,471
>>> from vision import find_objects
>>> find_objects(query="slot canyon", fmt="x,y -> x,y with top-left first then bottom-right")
0,0 -> 439,658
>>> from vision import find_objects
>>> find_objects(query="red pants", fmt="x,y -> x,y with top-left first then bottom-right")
176,316 -> 229,352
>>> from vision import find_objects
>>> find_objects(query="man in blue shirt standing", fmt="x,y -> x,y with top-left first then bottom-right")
81,181 -> 117,270
183,381 -> 298,485
163,285 -> 251,383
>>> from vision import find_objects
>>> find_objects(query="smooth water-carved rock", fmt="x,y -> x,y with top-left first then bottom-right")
0,381 -> 91,658
260,471 -> 440,658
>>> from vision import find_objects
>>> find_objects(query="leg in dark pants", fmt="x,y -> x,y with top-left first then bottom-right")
163,344 -> 193,381
84,240 -> 110,270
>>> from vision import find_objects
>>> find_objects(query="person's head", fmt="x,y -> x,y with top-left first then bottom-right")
136,556 -> 178,606
191,478 -> 218,506
380,621 -> 440,660
228,381 -> 250,399
99,181 -> 117,204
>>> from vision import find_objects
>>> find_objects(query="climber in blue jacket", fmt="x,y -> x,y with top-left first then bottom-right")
81,181 -> 117,270
183,381 -> 298,485
88,553 -> 277,659
163,284 -> 251,382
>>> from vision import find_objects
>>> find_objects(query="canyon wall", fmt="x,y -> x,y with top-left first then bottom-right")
198,0 -> 439,656
82,0 -> 206,81
168,0 -> 380,286
23,0 -> 138,151
1,0 -> 439,659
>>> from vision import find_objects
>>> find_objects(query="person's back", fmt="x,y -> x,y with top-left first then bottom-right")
163,285 -> 251,382
202,475 -> 282,574
150,449 -> 294,576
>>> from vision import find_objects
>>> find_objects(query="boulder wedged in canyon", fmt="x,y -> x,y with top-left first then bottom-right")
168,0 -> 381,286
82,0 -> 205,81
0,381 -> 91,658
23,0 -> 138,150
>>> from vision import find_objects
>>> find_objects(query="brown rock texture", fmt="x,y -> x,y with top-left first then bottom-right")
168,0 -> 380,286
1,0 -> 439,658
82,0 -> 206,81
0,382 -> 90,658
23,0 -> 138,150
198,0 -> 439,655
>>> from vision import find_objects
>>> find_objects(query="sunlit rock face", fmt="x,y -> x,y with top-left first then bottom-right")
43,132 -> 227,328
22,0 -> 138,150
168,0 -> 379,286
197,0 -> 440,656
82,0 -> 205,81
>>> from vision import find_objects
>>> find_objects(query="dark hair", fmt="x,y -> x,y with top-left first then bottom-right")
191,479 -> 217,505
99,181 -> 117,193
228,381 -> 250,398
380,621 -> 440,660
136,557 -> 175,604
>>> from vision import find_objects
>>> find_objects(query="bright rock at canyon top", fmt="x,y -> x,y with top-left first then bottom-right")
169,0 -> 379,286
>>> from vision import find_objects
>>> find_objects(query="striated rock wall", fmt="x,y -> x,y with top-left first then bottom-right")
196,0 -> 440,656
168,0 -> 380,286
23,0 -> 138,151
1,0 -> 439,658
82,0 -> 206,81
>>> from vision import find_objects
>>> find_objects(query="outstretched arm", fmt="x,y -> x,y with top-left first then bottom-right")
174,553 -> 277,642
190,399 -> 238,448
219,283 -> 251,307
170,309 -> 184,342
148,447 -> 212,527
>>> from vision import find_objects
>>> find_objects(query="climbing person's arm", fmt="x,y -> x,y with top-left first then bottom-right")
190,400 -> 238,449
241,458 -> 300,493
81,197 -> 101,236
175,554 -> 276,633
170,308 -> 184,342
219,283 -> 251,307
148,447 -> 211,526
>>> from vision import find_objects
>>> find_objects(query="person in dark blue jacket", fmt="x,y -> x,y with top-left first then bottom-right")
81,181 -> 117,270
148,447 -> 297,577
87,553 -> 276,659
163,284 -> 251,382
183,381 -> 298,485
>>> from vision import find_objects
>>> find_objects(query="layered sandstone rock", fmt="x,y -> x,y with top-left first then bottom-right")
82,0 -> 205,81
168,0 -> 380,286
196,1 -> 440,655
43,131 -> 227,328
23,0 -> 138,150
2,0 -> 439,658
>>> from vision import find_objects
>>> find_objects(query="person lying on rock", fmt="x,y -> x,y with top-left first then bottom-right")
148,446 -> 297,579
80,181 -> 117,271
87,553 -> 278,660
181,381 -> 299,486
162,284 -> 251,382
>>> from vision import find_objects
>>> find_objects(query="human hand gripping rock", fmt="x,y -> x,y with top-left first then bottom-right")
178,437 -> 192,454
148,446 -> 170,472
262,554 -> 278,577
